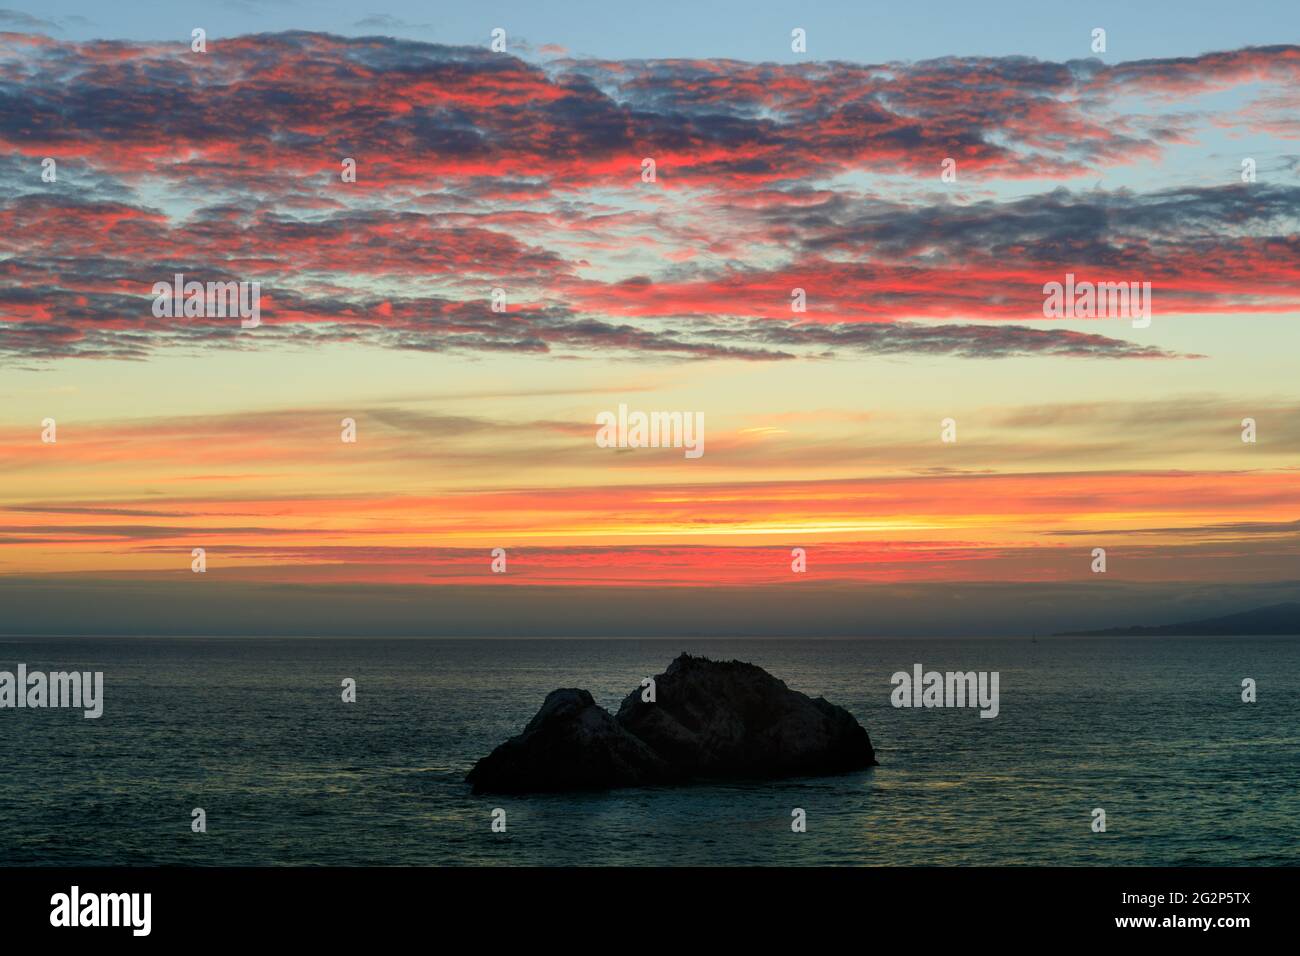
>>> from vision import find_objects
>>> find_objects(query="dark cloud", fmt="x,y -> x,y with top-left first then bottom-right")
1,34 -> 1296,364
0,8 -> 58,32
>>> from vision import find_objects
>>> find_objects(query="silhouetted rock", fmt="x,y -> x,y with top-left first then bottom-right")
617,654 -> 876,779
467,655 -> 876,793
466,688 -> 676,794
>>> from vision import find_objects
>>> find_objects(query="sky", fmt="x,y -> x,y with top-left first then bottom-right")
1,0 -> 1292,63
1,2 -> 1298,635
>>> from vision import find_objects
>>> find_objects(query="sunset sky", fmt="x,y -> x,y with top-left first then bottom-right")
2,3 -> 1298,634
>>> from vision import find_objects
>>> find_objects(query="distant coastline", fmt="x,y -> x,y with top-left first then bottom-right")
1057,602 -> 1300,637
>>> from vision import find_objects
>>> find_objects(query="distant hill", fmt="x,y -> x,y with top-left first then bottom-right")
1058,602 -> 1300,636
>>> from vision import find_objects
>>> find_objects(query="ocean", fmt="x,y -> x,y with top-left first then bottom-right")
1,636 -> 1296,866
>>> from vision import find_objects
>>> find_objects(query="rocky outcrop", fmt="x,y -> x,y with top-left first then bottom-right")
465,688 -> 678,794
467,654 -> 876,794
615,653 -> 876,779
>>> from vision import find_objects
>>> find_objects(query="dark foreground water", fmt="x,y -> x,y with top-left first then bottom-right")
1,637 -> 1295,866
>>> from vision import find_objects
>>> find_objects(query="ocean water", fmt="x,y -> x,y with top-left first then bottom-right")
0,636 -> 1296,866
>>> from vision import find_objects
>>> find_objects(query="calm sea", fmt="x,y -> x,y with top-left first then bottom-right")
1,636 -> 1295,866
